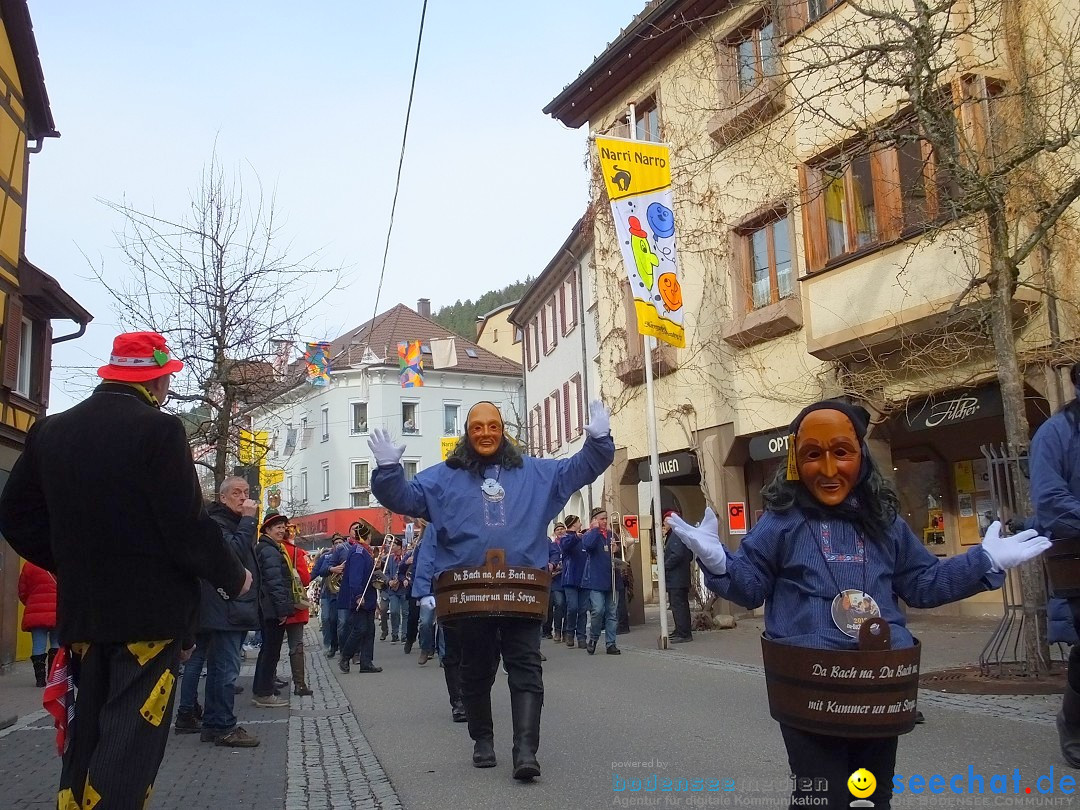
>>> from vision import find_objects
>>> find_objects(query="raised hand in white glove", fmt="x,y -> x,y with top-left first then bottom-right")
584,399 -> 611,439
420,595 -> 436,611
665,507 -> 728,575
368,427 -> 405,467
980,521 -> 1052,572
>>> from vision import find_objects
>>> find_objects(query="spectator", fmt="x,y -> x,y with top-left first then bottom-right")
0,331 -> 250,808
281,523 -> 314,696
559,515 -> 589,649
251,514 -> 295,707
663,508 -> 693,643
311,535 -> 349,657
582,507 -> 619,656
17,561 -> 57,687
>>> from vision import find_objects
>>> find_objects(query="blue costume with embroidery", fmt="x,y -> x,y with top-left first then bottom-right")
372,434 -> 614,596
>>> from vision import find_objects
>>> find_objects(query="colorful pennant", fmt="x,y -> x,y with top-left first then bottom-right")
398,340 -> 424,388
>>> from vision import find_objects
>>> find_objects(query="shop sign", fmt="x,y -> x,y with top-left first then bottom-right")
728,502 -> 747,535
748,430 -> 791,461
638,451 -> 698,482
904,387 -> 1002,432
622,514 -> 639,540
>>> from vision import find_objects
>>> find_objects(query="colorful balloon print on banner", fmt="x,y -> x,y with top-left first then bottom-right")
304,341 -> 331,386
594,135 -> 685,348
398,340 -> 424,388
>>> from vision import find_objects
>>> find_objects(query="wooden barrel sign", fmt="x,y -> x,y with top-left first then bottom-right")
760,630 -> 921,738
1045,538 -> 1080,598
434,549 -> 551,621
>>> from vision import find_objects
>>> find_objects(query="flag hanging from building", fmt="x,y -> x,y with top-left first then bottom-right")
398,340 -> 424,388
430,337 -> 458,369
594,135 -> 685,348
304,341 -> 331,386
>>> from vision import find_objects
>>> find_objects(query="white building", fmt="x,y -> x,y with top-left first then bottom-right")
509,215 -> 603,523
253,300 -> 523,541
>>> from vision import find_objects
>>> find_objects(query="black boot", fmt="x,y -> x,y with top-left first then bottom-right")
444,656 -> 467,722
510,690 -> 542,781
46,647 -> 58,675
31,654 -> 46,688
462,694 -> 496,767
1059,683 -> 1080,767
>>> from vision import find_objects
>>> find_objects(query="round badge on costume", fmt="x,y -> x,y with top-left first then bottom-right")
481,477 -> 505,503
831,589 -> 881,638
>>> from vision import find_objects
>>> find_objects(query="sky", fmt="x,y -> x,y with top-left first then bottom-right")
24,0 -> 646,411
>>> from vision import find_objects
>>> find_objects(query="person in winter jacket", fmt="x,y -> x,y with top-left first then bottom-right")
311,534 -> 349,656
383,538 -> 407,642
612,533 -> 633,634
560,515 -> 589,649
281,524 -> 313,696
251,513 -> 297,706
546,525 -> 565,641
175,476 -> 262,746
18,561 -> 57,686
582,507 -> 619,655
337,528 -> 381,673
663,509 -> 693,643
1031,360 -> 1080,767
669,399 -> 1051,809
369,399 -> 613,781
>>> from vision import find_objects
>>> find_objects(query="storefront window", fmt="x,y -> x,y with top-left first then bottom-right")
893,457 -> 948,556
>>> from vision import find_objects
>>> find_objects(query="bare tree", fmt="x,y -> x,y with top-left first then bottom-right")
94,151 -> 342,489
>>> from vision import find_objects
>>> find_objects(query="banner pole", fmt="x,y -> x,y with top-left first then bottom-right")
626,108 -> 671,650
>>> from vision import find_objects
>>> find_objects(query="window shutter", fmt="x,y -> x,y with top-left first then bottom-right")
39,322 -> 52,408
729,228 -> 751,314
570,271 -> 579,328
543,397 -> 551,453
541,308 -> 549,354
797,164 -> 828,272
562,381 -> 572,439
870,145 -> 903,241
3,294 -> 22,390
953,76 -> 988,170
572,374 -> 584,436
716,38 -> 739,107
559,285 -> 567,335
776,0 -> 808,37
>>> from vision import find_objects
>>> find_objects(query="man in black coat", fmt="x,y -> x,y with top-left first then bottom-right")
175,475 -> 262,746
663,509 -> 694,642
0,331 -> 251,810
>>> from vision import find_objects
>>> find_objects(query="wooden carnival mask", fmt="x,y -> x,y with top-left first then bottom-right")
467,401 -> 505,458
794,409 -> 862,507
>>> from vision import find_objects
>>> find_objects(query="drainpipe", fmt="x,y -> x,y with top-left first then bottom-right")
52,321 -> 87,344
563,244 -> 593,515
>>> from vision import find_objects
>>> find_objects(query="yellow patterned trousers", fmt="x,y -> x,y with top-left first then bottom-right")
57,638 -> 180,810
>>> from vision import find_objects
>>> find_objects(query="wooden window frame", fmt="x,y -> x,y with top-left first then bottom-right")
735,210 -> 793,311
548,389 -> 562,452
634,96 -> 661,143
726,14 -> 777,98
564,272 -> 579,334
543,297 -> 558,355
562,381 -> 572,441
571,373 -> 584,438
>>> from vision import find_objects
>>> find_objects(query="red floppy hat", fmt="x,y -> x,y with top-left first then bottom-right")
97,332 -> 184,382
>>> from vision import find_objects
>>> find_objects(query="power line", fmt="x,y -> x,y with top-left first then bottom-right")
365,0 -> 430,345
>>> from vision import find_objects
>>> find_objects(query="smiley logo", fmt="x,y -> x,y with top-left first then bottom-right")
657,272 -> 683,312
848,768 -> 876,799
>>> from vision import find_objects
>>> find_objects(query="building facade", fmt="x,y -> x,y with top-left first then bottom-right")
0,0 -> 93,668
510,215 -> 603,528
475,301 -> 521,364
543,0 -> 1080,616
252,301 -> 523,544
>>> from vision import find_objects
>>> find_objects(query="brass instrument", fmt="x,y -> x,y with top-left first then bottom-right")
371,534 -> 396,591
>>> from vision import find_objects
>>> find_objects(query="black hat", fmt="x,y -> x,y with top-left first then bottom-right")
564,514 -> 581,529
590,506 -> 607,520
260,512 -> 289,534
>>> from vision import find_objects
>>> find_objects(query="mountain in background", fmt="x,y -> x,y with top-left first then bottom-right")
431,278 -> 532,339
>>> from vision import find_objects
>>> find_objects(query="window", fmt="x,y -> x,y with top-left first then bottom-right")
800,114 -> 960,271
465,347 -> 477,359
563,272 -> 579,335
322,463 -> 330,500
283,425 -> 297,456
15,317 -> 32,397
733,18 -> 778,96
737,213 -> 794,309
351,461 -> 370,508
300,470 -> 308,503
635,98 -> 661,143
544,298 -> 558,354
527,318 -> 540,369
402,402 -> 419,433
571,373 -> 585,438
546,390 -> 562,453
321,406 -> 329,442
444,403 -> 460,435
351,402 -> 368,434
299,417 -> 310,449
528,407 -> 539,456
808,0 -> 833,23
562,382 -> 572,442
404,460 -> 418,481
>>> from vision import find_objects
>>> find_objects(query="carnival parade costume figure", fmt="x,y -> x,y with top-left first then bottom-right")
667,399 -> 1051,809
369,400 -> 614,781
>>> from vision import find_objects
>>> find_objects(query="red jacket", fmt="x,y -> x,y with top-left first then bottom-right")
18,562 -> 57,631
283,541 -> 310,625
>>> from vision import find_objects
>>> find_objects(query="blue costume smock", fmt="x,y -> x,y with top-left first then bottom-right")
581,527 -> 613,591
372,434 -> 615,597
338,542 -> 377,612
697,508 -> 1002,650
549,538 -> 564,590
1031,409 -> 1080,540
559,531 -> 587,587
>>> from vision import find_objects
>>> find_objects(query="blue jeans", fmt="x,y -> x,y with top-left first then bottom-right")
201,631 -> 245,730
320,595 -> 338,651
418,600 -> 436,653
589,589 -> 617,647
562,586 -> 588,643
387,592 -> 407,640
550,589 -> 566,636
178,634 -> 208,712
29,627 -> 58,655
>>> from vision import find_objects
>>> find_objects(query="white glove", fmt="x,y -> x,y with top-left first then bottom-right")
665,507 -> 728,574
420,595 -> 436,611
584,399 -> 611,438
368,427 -> 405,467
980,521 -> 1052,572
